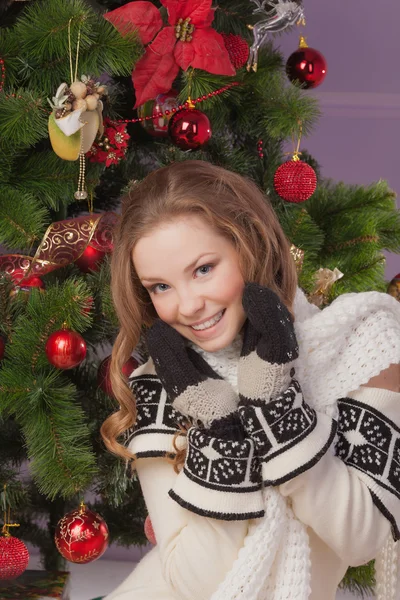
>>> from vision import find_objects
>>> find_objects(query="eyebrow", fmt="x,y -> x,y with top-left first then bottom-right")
140,252 -> 217,283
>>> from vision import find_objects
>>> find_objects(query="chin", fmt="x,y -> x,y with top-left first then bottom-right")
191,330 -> 239,353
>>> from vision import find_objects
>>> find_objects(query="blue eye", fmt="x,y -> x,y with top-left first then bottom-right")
150,283 -> 170,294
195,264 -> 213,277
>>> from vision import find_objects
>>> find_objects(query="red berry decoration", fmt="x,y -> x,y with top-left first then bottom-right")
0,337 -> 5,361
0,536 -> 30,580
45,328 -> 87,370
274,159 -> 317,203
221,33 -> 249,69
169,108 -> 212,151
98,355 -> 139,397
75,245 -> 107,273
55,503 -> 109,564
144,515 -> 156,546
286,37 -> 327,89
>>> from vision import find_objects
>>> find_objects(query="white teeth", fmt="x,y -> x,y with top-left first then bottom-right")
191,311 -> 224,331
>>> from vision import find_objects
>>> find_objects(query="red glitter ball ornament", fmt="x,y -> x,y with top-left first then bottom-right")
0,536 -> 30,580
286,40 -> 327,89
45,329 -> 87,370
221,33 -> 249,69
169,108 -> 212,151
274,160 -> 317,203
55,504 -> 109,564
144,516 -> 157,546
75,245 -> 107,273
97,355 -> 139,397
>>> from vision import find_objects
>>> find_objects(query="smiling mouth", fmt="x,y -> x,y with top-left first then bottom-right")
190,310 -> 225,331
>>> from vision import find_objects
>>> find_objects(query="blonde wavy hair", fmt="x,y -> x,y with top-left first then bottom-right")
101,160 -> 298,470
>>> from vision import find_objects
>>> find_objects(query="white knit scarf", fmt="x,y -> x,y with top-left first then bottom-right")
192,287 -> 400,600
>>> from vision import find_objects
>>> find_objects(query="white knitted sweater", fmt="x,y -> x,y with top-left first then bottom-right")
191,287 -> 400,600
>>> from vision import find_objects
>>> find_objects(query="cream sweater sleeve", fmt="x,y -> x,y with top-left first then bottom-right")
279,386 -> 397,566
135,456 -> 249,600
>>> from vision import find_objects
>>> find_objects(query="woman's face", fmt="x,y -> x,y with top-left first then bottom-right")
132,214 -> 246,352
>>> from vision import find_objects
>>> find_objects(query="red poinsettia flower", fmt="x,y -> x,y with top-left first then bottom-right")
105,0 -> 235,107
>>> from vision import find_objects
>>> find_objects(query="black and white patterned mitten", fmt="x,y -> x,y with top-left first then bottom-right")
146,320 -> 264,520
238,283 -> 337,486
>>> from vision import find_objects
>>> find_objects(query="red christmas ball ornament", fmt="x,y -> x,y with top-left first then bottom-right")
138,90 -> 180,137
221,33 -> 249,69
97,355 -> 139,397
286,37 -> 327,89
45,328 -> 87,370
55,503 -> 109,564
75,245 -> 107,273
169,108 -> 212,151
0,536 -> 30,580
144,516 -> 156,546
274,159 -> 317,203
0,337 -> 5,361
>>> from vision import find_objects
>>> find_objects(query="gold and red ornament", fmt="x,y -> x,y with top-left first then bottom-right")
144,515 -> 157,546
97,355 -> 139,397
286,36 -> 327,89
274,157 -> 317,203
55,502 -> 109,564
137,90 -> 180,137
75,245 -> 107,273
169,100 -> 212,151
45,326 -> 87,370
0,487 -> 30,580
105,0 -> 235,107
221,33 -> 249,70
387,273 -> 400,302
0,213 -> 117,283
87,118 -> 130,167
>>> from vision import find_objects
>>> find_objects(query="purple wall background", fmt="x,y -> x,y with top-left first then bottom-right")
277,0 -> 400,280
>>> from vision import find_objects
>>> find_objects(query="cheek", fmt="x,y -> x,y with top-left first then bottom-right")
218,269 -> 245,304
150,295 -> 176,324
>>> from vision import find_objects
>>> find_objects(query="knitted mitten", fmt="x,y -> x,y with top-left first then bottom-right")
146,319 -> 264,520
238,283 -> 336,486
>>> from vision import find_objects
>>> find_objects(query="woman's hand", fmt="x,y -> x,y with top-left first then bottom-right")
146,319 -> 238,429
238,282 -> 298,403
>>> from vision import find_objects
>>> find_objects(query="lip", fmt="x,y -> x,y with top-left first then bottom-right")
188,309 -> 226,340
188,310 -> 225,328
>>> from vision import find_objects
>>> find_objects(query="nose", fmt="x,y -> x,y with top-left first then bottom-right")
177,288 -> 205,318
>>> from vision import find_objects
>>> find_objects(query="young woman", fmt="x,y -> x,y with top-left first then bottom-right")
101,160 -> 400,600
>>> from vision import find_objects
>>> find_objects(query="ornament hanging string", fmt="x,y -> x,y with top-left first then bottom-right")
1,485 -> 20,538
68,18 -> 82,86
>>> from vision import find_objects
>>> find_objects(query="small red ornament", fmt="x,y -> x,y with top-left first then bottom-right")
0,536 -> 30,580
0,337 -> 5,361
45,329 -> 87,370
274,159 -> 317,203
169,108 -> 212,151
138,90 -> 180,137
97,355 -> 139,397
55,503 -> 109,564
75,245 -> 107,273
286,37 -> 327,89
144,515 -> 156,546
221,33 -> 249,70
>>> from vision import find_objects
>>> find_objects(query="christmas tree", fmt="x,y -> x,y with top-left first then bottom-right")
0,0 -> 399,594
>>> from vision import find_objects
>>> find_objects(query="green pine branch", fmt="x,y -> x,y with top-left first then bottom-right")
0,186 -> 50,249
